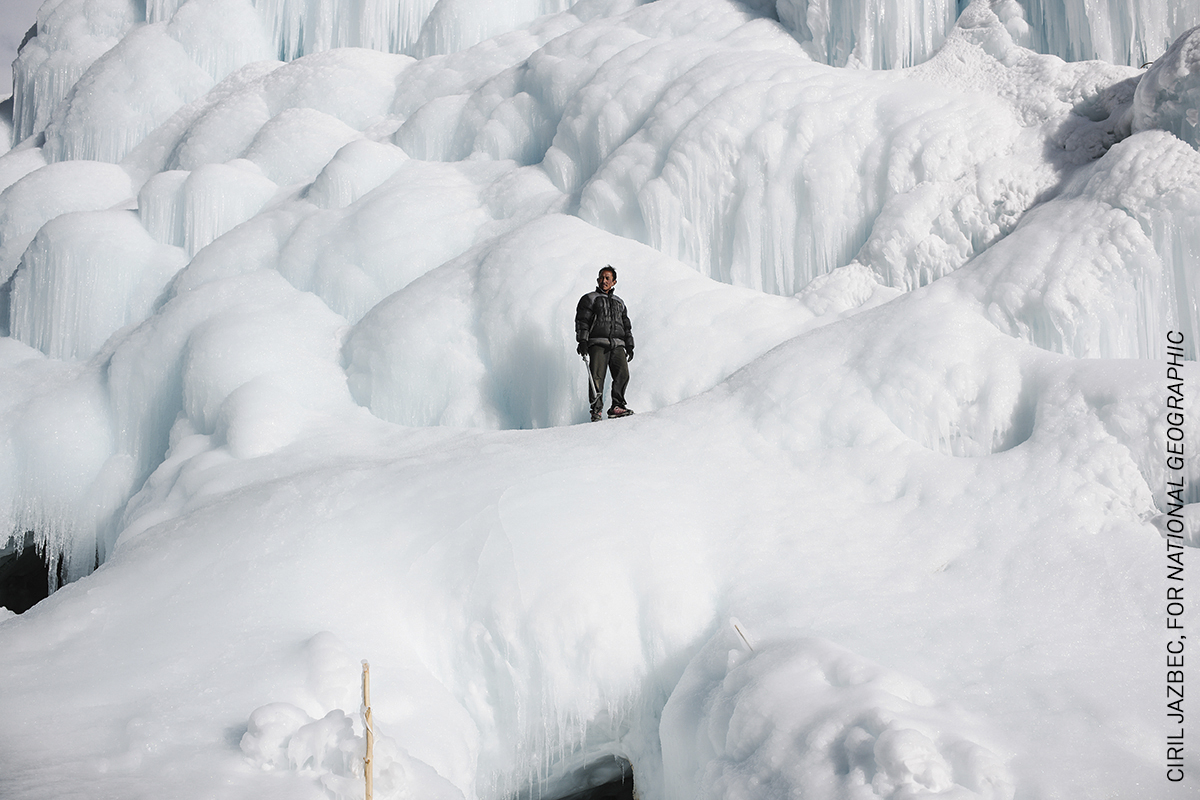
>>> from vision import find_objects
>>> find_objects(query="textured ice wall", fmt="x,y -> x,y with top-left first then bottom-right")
1133,24 -> 1200,149
0,160 -> 134,284
10,0 -> 588,152
775,0 -> 960,68
0,340 -> 124,586
1019,0 -> 1198,67
17,0 -> 1200,156
10,0 -> 142,144
10,210 -> 186,360
960,131 -> 1200,361
771,0 -> 1198,69
573,3 -> 1139,293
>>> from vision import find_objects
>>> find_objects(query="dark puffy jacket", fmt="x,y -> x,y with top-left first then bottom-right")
575,289 -> 634,352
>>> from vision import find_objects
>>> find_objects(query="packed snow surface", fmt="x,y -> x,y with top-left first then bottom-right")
1,0 -> 1200,799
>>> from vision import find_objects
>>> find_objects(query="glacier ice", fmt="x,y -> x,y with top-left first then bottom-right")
1,1 -> 1199,799
955,130 -> 1200,360
279,157 -> 498,323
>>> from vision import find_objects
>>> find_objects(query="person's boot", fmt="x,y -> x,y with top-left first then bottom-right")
591,409 -> 603,422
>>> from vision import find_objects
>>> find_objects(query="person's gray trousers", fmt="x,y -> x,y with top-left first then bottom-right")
587,344 -> 629,411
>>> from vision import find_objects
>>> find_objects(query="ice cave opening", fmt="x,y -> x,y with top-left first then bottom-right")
530,755 -> 637,800
0,531 -> 53,614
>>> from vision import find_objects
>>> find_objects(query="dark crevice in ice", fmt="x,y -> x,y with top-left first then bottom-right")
0,532 -> 54,614
524,755 -> 637,800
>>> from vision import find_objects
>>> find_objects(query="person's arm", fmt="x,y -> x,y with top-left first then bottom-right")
622,301 -> 634,358
575,294 -> 593,353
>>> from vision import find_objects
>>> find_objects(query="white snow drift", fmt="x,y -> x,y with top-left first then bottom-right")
1,1 -> 1198,800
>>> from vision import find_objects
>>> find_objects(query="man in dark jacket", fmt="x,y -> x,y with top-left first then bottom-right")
575,265 -> 634,421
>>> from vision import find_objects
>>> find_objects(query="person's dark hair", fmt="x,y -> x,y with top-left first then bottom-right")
598,265 -> 617,281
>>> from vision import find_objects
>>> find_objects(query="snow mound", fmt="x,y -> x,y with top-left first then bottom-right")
342,214 -> 887,428
11,0 -> 593,154
241,701 -> 466,800
11,0 -> 142,145
42,21 -> 216,164
961,130 -> 1200,360
137,161 -> 279,255
150,48 -> 408,174
661,626 -> 1014,800
11,209 -> 186,360
0,159 -> 135,283
238,632 -> 467,800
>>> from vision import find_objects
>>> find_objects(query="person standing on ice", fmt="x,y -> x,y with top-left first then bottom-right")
575,265 -> 635,422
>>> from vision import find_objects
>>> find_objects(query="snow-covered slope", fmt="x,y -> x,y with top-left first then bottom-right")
1,0 -> 1198,799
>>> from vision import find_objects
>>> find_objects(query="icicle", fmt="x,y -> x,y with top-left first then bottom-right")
0,160 -> 136,284
251,0 -> 440,61
1018,0 -> 1195,67
41,24 -> 215,165
146,0 -> 186,24
414,0 -> 575,59
10,209 -> 187,361
168,0 -> 277,85
1151,212 -> 1200,361
138,170 -> 190,248
776,0 -> 959,69
1,362 -> 132,589
10,0 -> 143,145
179,162 -> 279,256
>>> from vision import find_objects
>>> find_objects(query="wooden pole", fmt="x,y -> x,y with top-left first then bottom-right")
362,660 -> 373,800
732,620 -> 754,652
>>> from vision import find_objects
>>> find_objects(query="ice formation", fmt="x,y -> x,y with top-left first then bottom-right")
13,0 -> 1199,161
1134,24 -> 1200,149
1019,0 -> 1195,67
775,0 -> 961,68
661,628 -> 1015,799
1,0 -> 1199,798
10,209 -> 186,360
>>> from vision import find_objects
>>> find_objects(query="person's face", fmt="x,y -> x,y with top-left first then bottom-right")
599,271 -> 616,291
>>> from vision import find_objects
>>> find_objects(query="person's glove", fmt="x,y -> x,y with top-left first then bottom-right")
626,349 -> 634,362
577,342 -> 587,356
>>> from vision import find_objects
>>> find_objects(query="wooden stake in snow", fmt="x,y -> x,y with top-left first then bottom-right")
362,660 -> 373,800
731,618 -> 754,652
